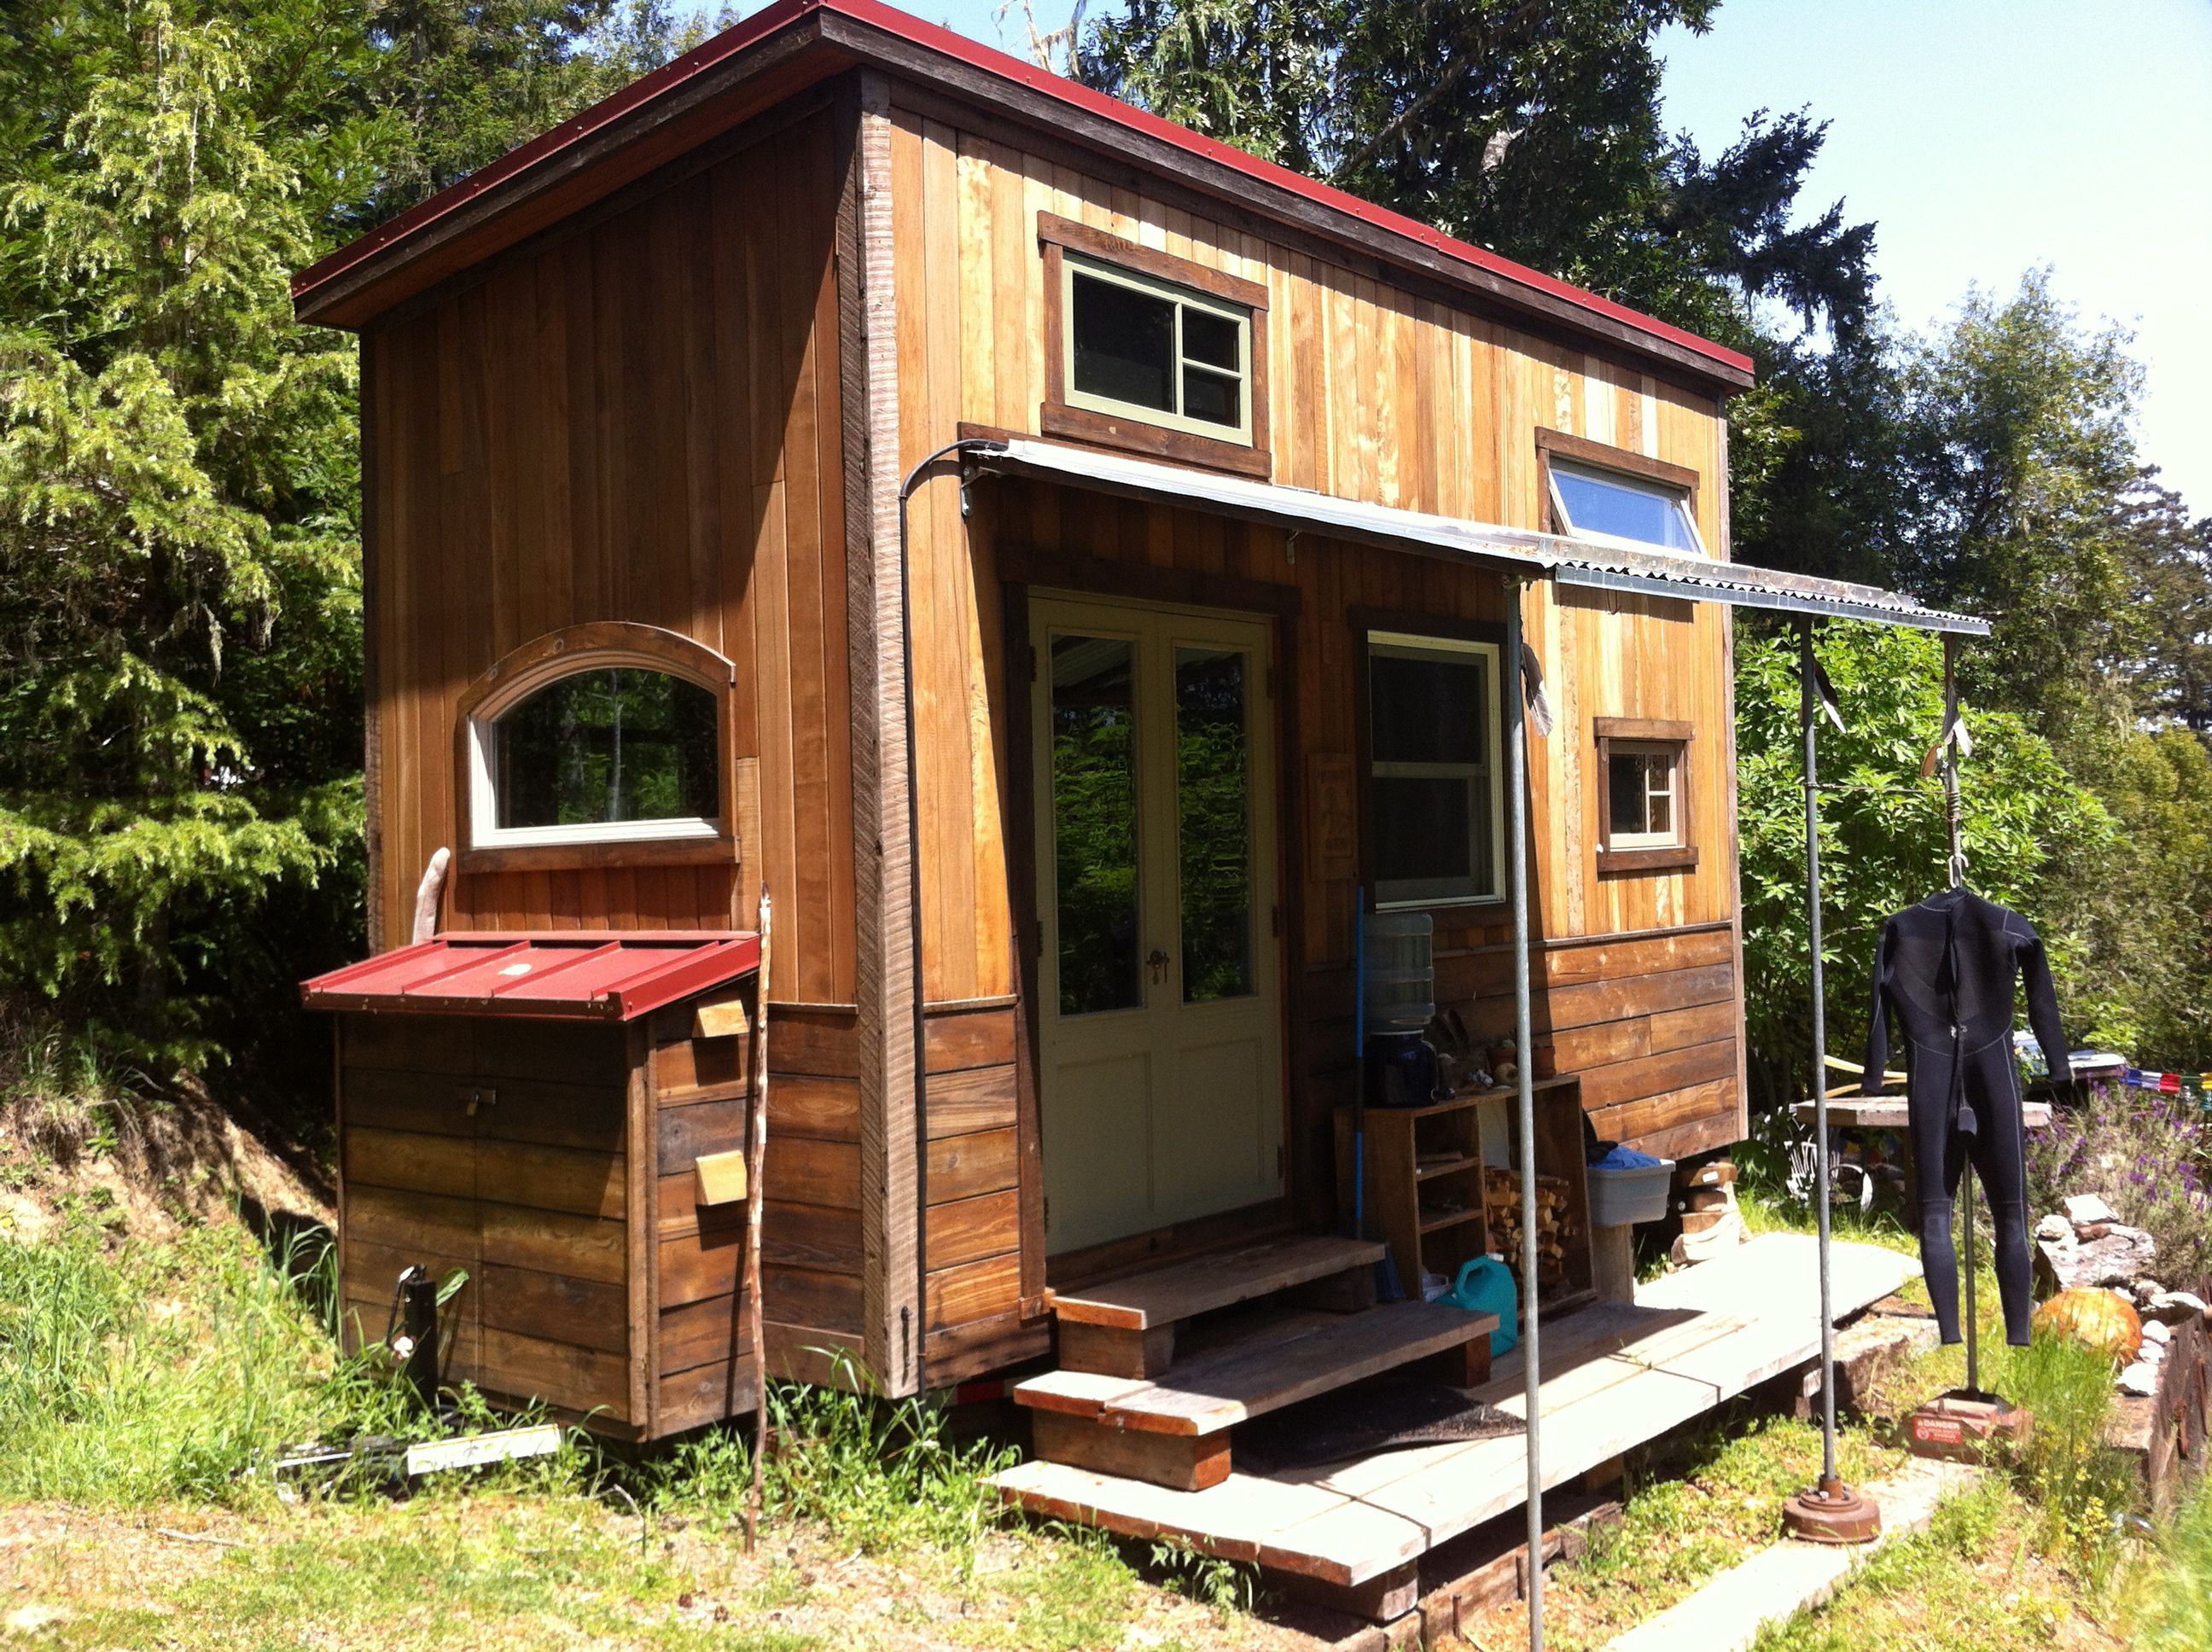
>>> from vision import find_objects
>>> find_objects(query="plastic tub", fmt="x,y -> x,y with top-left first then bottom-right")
1586,1159 -> 1675,1226
1362,911 -> 1434,1030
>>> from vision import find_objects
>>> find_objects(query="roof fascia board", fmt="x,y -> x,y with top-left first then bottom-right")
294,9 -> 842,328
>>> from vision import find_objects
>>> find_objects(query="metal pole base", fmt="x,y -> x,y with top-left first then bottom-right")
1781,1475 -> 1882,1544
1903,1389 -> 2032,1463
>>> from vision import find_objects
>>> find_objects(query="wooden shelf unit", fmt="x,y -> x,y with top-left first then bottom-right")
1333,1075 -> 1592,1310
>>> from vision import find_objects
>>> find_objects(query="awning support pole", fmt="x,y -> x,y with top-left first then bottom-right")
1504,579 -> 1544,1650
1780,621 -> 1880,1543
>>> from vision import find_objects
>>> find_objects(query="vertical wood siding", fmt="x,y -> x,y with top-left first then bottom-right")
884,89 -> 1746,1294
364,108 -> 856,1009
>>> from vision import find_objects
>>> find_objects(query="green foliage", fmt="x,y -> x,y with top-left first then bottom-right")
1992,1330 -> 2135,1579
2127,1476 -> 2212,1652
1732,620 -> 2110,1104
1082,0 -> 1873,344
2027,1077 -> 2211,1284
641,1353 -> 1013,1556
0,0 -> 705,1074
0,1218 -> 344,1502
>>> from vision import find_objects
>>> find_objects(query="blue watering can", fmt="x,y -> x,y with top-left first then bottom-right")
1441,1255 -> 1518,1357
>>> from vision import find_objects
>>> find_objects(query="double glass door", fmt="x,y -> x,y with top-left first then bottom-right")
1031,595 -> 1283,1254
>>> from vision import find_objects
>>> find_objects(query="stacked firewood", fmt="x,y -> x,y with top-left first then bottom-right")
1484,1167 -> 1577,1292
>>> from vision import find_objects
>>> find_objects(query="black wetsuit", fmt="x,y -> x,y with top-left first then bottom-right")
1862,887 -> 2067,1346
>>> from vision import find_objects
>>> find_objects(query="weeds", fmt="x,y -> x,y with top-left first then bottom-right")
1144,1536 -> 1255,1616
1990,1331 -> 2135,1582
0,1217 -> 350,1503
2125,1475 -> 2212,1651
641,1351 -> 1011,1556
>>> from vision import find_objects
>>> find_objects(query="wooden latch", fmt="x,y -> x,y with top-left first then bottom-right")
694,1149 -> 748,1206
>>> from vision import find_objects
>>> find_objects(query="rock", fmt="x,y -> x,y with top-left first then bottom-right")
2139,1338 -> 2166,1363
2037,1224 -> 2157,1293
2075,1222 -> 2115,1241
2143,1318 -> 2173,1346
2036,1213 -> 2072,1242
2145,1290 -> 2208,1325
2133,1278 -> 2165,1304
2064,1193 -> 2121,1226
2117,1361 -> 2160,1398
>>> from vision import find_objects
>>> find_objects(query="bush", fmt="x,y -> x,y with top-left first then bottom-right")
1993,1331 -> 2136,1580
2027,1082 -> 2212,1286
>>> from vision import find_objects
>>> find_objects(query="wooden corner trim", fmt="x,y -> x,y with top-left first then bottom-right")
1036,212 -> 1270,311
1594,716 -> 1694,742
1537,426 -> 1701,495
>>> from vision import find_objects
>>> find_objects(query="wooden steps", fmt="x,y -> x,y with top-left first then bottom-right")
1047,1235 -> 1386,1378
1023,1232 -> 1487,1492
1050,1235 -> 1388,1329
1020,1300 -> 1497,1436
996,1235 -> 1925,1620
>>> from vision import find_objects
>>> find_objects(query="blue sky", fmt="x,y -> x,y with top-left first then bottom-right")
860,0 -> 2212,509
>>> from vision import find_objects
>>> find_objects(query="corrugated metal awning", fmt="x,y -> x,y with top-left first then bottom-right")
966,436 -> 1989,636
301,932 -> 760,1021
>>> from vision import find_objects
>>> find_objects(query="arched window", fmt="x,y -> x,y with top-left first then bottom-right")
457,624 -> 736,863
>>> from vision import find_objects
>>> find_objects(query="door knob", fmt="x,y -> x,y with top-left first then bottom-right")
1146,948 -> 1170,984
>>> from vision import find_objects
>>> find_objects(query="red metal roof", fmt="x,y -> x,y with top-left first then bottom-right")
289,0 -> 1753,384
301,932 -> 760,1021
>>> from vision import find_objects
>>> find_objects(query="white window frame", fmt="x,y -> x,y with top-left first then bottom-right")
1604,739 -> 1682,849
1061,253 -> 1254,445
1547,458 -> 1705,556
467,651 -> 725,852
1366,631 -> 1505,910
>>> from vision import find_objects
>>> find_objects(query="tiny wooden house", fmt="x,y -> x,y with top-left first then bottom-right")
295,0 -> 1976,1449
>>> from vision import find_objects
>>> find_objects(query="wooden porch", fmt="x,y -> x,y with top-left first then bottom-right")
993,1233 -> 1918,1621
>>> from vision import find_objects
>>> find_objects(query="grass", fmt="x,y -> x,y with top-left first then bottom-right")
2124,1475 -> 2212,1651
0,1217 -> 361,1503
0,1209 -> 1245,1651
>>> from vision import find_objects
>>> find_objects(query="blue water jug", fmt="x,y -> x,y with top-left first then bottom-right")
1441,1256 -> 1518,1357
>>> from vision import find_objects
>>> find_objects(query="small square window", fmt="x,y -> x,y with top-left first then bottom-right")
1594,718 -> 1697,872
1605,742 -> 1678,846
1063,254 -> 1254,443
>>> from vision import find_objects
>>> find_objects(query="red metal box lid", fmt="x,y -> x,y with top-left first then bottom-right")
301,931 -> 759,1021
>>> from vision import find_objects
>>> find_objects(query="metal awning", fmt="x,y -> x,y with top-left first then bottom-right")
301,931 -> 760,1021
966,436 -> 1989,635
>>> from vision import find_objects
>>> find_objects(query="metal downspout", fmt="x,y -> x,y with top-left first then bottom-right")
1505,579 -> 1544,1652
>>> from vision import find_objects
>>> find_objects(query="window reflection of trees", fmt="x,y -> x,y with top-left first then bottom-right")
496,668 -> 719,829
1051,637 -> 1141,1015
1176,648 -> 1253,1003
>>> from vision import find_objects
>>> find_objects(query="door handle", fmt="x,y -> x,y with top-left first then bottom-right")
1146,949 -> 1170,984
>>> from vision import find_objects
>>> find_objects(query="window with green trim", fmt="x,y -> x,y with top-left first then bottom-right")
1062,253 -> 1254,444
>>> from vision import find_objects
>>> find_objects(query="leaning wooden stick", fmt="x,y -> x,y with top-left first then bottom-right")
743,892 -> 773,1554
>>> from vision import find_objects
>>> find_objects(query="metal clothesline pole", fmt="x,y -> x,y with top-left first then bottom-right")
1504,579 -> 1544,1652
1941,634 -> 1982,1396
1803,623 -> 1839,1484
1780,621 -> 1878,1542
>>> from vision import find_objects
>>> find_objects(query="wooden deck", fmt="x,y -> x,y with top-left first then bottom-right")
995,1236 -> 1918,1592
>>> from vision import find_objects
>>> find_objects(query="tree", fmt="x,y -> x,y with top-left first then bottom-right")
1082,0 -> 1875,343
1732,620 -> 2110,1106
0,0 -> 699,1072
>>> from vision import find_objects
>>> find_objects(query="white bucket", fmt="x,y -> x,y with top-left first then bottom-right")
1586,1160 -> 1675,1226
